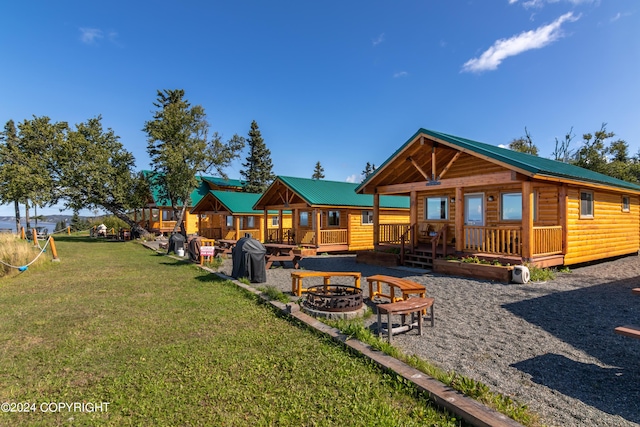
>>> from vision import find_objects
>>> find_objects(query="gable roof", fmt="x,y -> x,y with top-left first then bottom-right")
206,191 -> 264,214
201,176 -> 245,189
256,176 -> 409,209
142,170 -> 243,207
357,128 -> 640,193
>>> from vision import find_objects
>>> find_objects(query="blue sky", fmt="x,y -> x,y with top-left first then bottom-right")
1,0 -> 638,217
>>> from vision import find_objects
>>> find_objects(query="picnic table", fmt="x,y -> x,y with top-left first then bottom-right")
615,288 -> 640,339
366,274 -> 426,303
264,243 -> 302,269
214,239 -> 237,257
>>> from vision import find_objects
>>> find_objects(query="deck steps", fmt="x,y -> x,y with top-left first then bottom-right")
404,250 -> 435,269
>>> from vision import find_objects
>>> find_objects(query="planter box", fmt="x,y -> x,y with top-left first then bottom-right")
433,259 -> 514,283
356,251 -> 400,267
293,248 -> 317,257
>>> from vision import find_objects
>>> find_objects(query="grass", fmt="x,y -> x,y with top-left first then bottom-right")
0,233 -> 49,278
326,318 -> 540,427
0,234 -> 461,426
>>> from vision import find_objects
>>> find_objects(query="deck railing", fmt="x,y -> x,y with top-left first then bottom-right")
533,225 -> 563,256
199,227 -> 222,239
379,223 -> 412,244
319,229 -> 348,245
463,226 -> 522,255
463,225 -> 564,257
266,228 -> 293,243
240,229 -> 261,240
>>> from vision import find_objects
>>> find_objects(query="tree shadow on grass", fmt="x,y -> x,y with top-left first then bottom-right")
503,277 -> 640,423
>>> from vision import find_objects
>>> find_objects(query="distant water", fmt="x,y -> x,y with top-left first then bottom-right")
0,220 -> 57,233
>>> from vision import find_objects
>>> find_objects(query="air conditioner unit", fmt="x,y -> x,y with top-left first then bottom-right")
512,265 -> 530,284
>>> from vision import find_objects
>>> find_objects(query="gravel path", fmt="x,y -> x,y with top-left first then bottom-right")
218,253 -> 640,427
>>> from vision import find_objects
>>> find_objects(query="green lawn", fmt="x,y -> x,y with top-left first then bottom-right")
0,235 -> 460,426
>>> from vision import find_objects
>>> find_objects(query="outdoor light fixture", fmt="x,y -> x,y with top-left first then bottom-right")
450,197 -> 455,203
488,195 -> 495,202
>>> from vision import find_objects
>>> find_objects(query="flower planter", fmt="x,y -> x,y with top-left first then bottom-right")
293,248 -> 317,257
433,259 -> 514,283
356,250 -> 400,267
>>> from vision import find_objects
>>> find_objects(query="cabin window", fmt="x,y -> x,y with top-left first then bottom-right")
622,196 -> 630,212
162,210 -> 176,221
362,210 -> 374,225
425,196 -> 448,220
271,216 -> 279,226
580,191 -> 594,218
500,192 -> 537,221
299,211 -> 309,227
245,216 -> 255,229
226,216 -> 234,228
328,211 -> 340,227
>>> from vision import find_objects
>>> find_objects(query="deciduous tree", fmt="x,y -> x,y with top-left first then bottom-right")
144,89 -> 244,234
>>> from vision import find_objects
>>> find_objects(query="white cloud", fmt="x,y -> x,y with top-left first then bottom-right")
393,71 -> 408,78
345,174 -> 361,183
372,33 -> 385,46
79,27 -> 103,44
510,0 -> 598,9
461,12 -> 579,73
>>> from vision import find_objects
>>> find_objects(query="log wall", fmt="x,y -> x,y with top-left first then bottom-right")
564,188 -> 639,265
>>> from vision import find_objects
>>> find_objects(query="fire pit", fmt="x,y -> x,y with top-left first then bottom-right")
302,285 -> 365,320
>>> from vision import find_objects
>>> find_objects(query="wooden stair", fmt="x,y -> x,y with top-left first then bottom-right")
403,248 -> 435,269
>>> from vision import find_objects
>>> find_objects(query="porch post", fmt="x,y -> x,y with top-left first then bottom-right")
521,181 -> 534,261
263,208 -> 269,242
292,209 -> 298,245
410,191 -> 417,248
314,209 -> 321,247
373,193 -> 380,247
234,216 -> 241,240
559,184 -> 568,255
455,187 -> 463,252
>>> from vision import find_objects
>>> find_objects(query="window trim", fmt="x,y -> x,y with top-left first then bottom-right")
622,195 -> 630,213
361,210 -> 374,225
299,211 -> 309,227
424,196 -> 449,220
499,191 -> 538,222
579,190 -> 594,219
327,210 -> 340,227
271,216 -> 279,226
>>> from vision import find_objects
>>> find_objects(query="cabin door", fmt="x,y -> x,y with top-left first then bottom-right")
464,193 -> 484,248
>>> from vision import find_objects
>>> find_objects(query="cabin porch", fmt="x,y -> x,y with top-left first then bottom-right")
377,223 -> 565,269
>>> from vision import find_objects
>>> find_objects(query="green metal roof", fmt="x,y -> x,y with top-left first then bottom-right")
357,128 -> 640,192
201,176 -> 245,189
142,170 -> 241,207
209,191 -> 264,214
278,176 -> 410,209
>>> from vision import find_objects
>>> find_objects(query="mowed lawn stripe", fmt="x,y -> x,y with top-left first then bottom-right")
0,235 -> 458,426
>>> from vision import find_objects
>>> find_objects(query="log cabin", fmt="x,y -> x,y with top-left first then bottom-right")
190,190 -> 292,242
253,176 -> 410,252
356,128 -> 640,268
137,171 -> 244,235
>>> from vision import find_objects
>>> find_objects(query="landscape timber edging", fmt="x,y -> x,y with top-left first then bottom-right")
433,259 -> 515,283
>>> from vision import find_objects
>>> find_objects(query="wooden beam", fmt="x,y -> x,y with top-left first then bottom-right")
406,156 -> 429,181
376,171 -> 519,194
558,184 -> 568,255
521,181 -> 533,261
431,145 -> 436,181
455,187 -> 464,252
437,152 -> 461,180
373,194 -> 380,247
410,191 -> 417,248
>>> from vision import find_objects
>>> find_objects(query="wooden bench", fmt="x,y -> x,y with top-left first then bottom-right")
290,271 -> 361,297
377,297 -> 435,343
615,325 -> 640,340
366,274 -> 426,303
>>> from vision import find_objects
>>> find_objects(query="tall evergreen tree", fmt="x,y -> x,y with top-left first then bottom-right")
240,120 -> 275,193
312,161 -> 325,180
361,162 -> 376,182
144,89 -> 245,234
